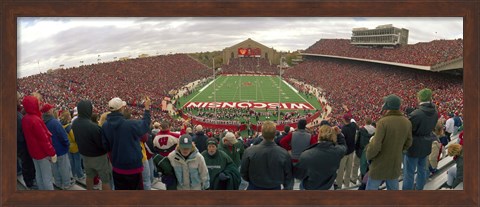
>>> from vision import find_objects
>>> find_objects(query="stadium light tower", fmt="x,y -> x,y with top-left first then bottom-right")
278,56 -> 285,123
213,58 -> 216,118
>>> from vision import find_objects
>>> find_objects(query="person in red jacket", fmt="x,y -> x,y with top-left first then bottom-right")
21,96 -> 57,190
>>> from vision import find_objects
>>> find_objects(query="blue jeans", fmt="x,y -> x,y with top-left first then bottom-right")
142,160 -> 151,190
32,157 -> 54,190
238,166 -> 248,190
366,177 -> 398,190
402,155 -> 428,190
52,154 -> 72,189
68,152 -> 84,179
148,158 -> 155,182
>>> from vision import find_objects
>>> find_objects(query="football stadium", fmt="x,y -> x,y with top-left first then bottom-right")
17,22 -> 464,191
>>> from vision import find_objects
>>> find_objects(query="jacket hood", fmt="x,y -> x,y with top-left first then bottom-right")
105,111 -> 125,129
77,100 -> 93,119
419,102 -> 437,117
364,125 -> 376,135
22,96 -> 41,117
42,113 -> 55,124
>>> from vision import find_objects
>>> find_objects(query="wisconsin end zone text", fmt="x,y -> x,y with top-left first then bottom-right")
184,101 -> 315,110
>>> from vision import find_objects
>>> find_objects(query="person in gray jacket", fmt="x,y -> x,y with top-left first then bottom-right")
241,121 -> 293,190
294,124 -> 346,190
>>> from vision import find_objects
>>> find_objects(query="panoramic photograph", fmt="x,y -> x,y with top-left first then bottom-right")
16,17 -> 463,192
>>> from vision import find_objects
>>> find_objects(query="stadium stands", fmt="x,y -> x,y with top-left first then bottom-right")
221,57 -> 278,74
18,54 -> 211,129
285,57 -> 463,125
304,39 -> 463,66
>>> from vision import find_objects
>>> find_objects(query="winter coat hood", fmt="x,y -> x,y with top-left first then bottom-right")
106,111 -> 125,129
418,102 -> 437,117
77,100 -> 93,119
364,125 -> 376,135
22,96 -> 41,117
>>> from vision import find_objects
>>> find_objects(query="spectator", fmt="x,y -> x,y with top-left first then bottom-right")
193,125 -> 209,154
354,117 -> 375,184
59,110 -> 85,183
41,104 -> 72,190
72,100 -> 112,190
403,88 -> 439,190
445,112 -> 455,142
168,134 -> 210,190
153,121 -> 180,157
280,119 -> 316,163
17,92 -> 36,189
365,94 -> 412,190
241,121 -> 294,190
336,111 -> 358,189
218,132 -> 246,189
21,95 -> 57,190
201,138 -> 241,190
102,97 -> 151,190
439,143 -> 463,189
274,125 -> 290,145
294,124 -> 346,190
428,121 -> 447,176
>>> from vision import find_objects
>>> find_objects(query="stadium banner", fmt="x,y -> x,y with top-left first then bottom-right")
237,47 -> 261,57
185,101 -> 315,110
222,73 -> 275,77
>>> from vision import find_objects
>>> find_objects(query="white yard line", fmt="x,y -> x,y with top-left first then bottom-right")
183,76 -> 221,108
281,78 -> 310,104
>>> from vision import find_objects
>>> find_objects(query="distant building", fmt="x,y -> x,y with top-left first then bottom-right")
351,24 -> 409,47
222,38 -> 280,64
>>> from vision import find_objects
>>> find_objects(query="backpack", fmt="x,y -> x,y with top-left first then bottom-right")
453,117 -> 462,127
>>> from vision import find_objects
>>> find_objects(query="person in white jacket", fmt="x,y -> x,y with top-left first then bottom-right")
168,134 -> 209,190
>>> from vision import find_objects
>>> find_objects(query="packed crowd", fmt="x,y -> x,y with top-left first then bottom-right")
285,57 -> 463,125
221,57 -> 278,74
17,90 -> 463,191
304,39 -> 463,66
18,54 -> 211,129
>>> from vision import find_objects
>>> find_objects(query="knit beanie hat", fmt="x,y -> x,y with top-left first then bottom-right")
417,88 -> 433,102
382,94 -> 401,110
206,138 -> 218,147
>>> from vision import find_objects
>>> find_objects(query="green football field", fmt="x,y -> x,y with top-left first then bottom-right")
180,75 -> 322,111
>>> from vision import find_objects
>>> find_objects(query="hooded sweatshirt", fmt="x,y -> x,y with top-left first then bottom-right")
101,109 -> 151,173
43,113 -> 70,156
72,100 -> 107,157
21,96 -> 56,160
407,102 -> 439,157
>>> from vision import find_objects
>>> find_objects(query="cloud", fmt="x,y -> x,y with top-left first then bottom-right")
17,17 -> 462,78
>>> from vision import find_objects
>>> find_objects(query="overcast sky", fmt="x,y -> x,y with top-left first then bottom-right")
17,17 -> 462,78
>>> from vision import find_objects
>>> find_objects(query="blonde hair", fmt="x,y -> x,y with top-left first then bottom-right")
433,120 -> 444,136
447,143 -> 462,157
59,110 -> 71,124
318,125 -> 337,143
261,121 -> 276,141
98,111 -> 111,126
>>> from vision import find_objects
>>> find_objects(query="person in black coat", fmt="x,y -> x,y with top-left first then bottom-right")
294,124 -> 346,190
192,125 -> 208,154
